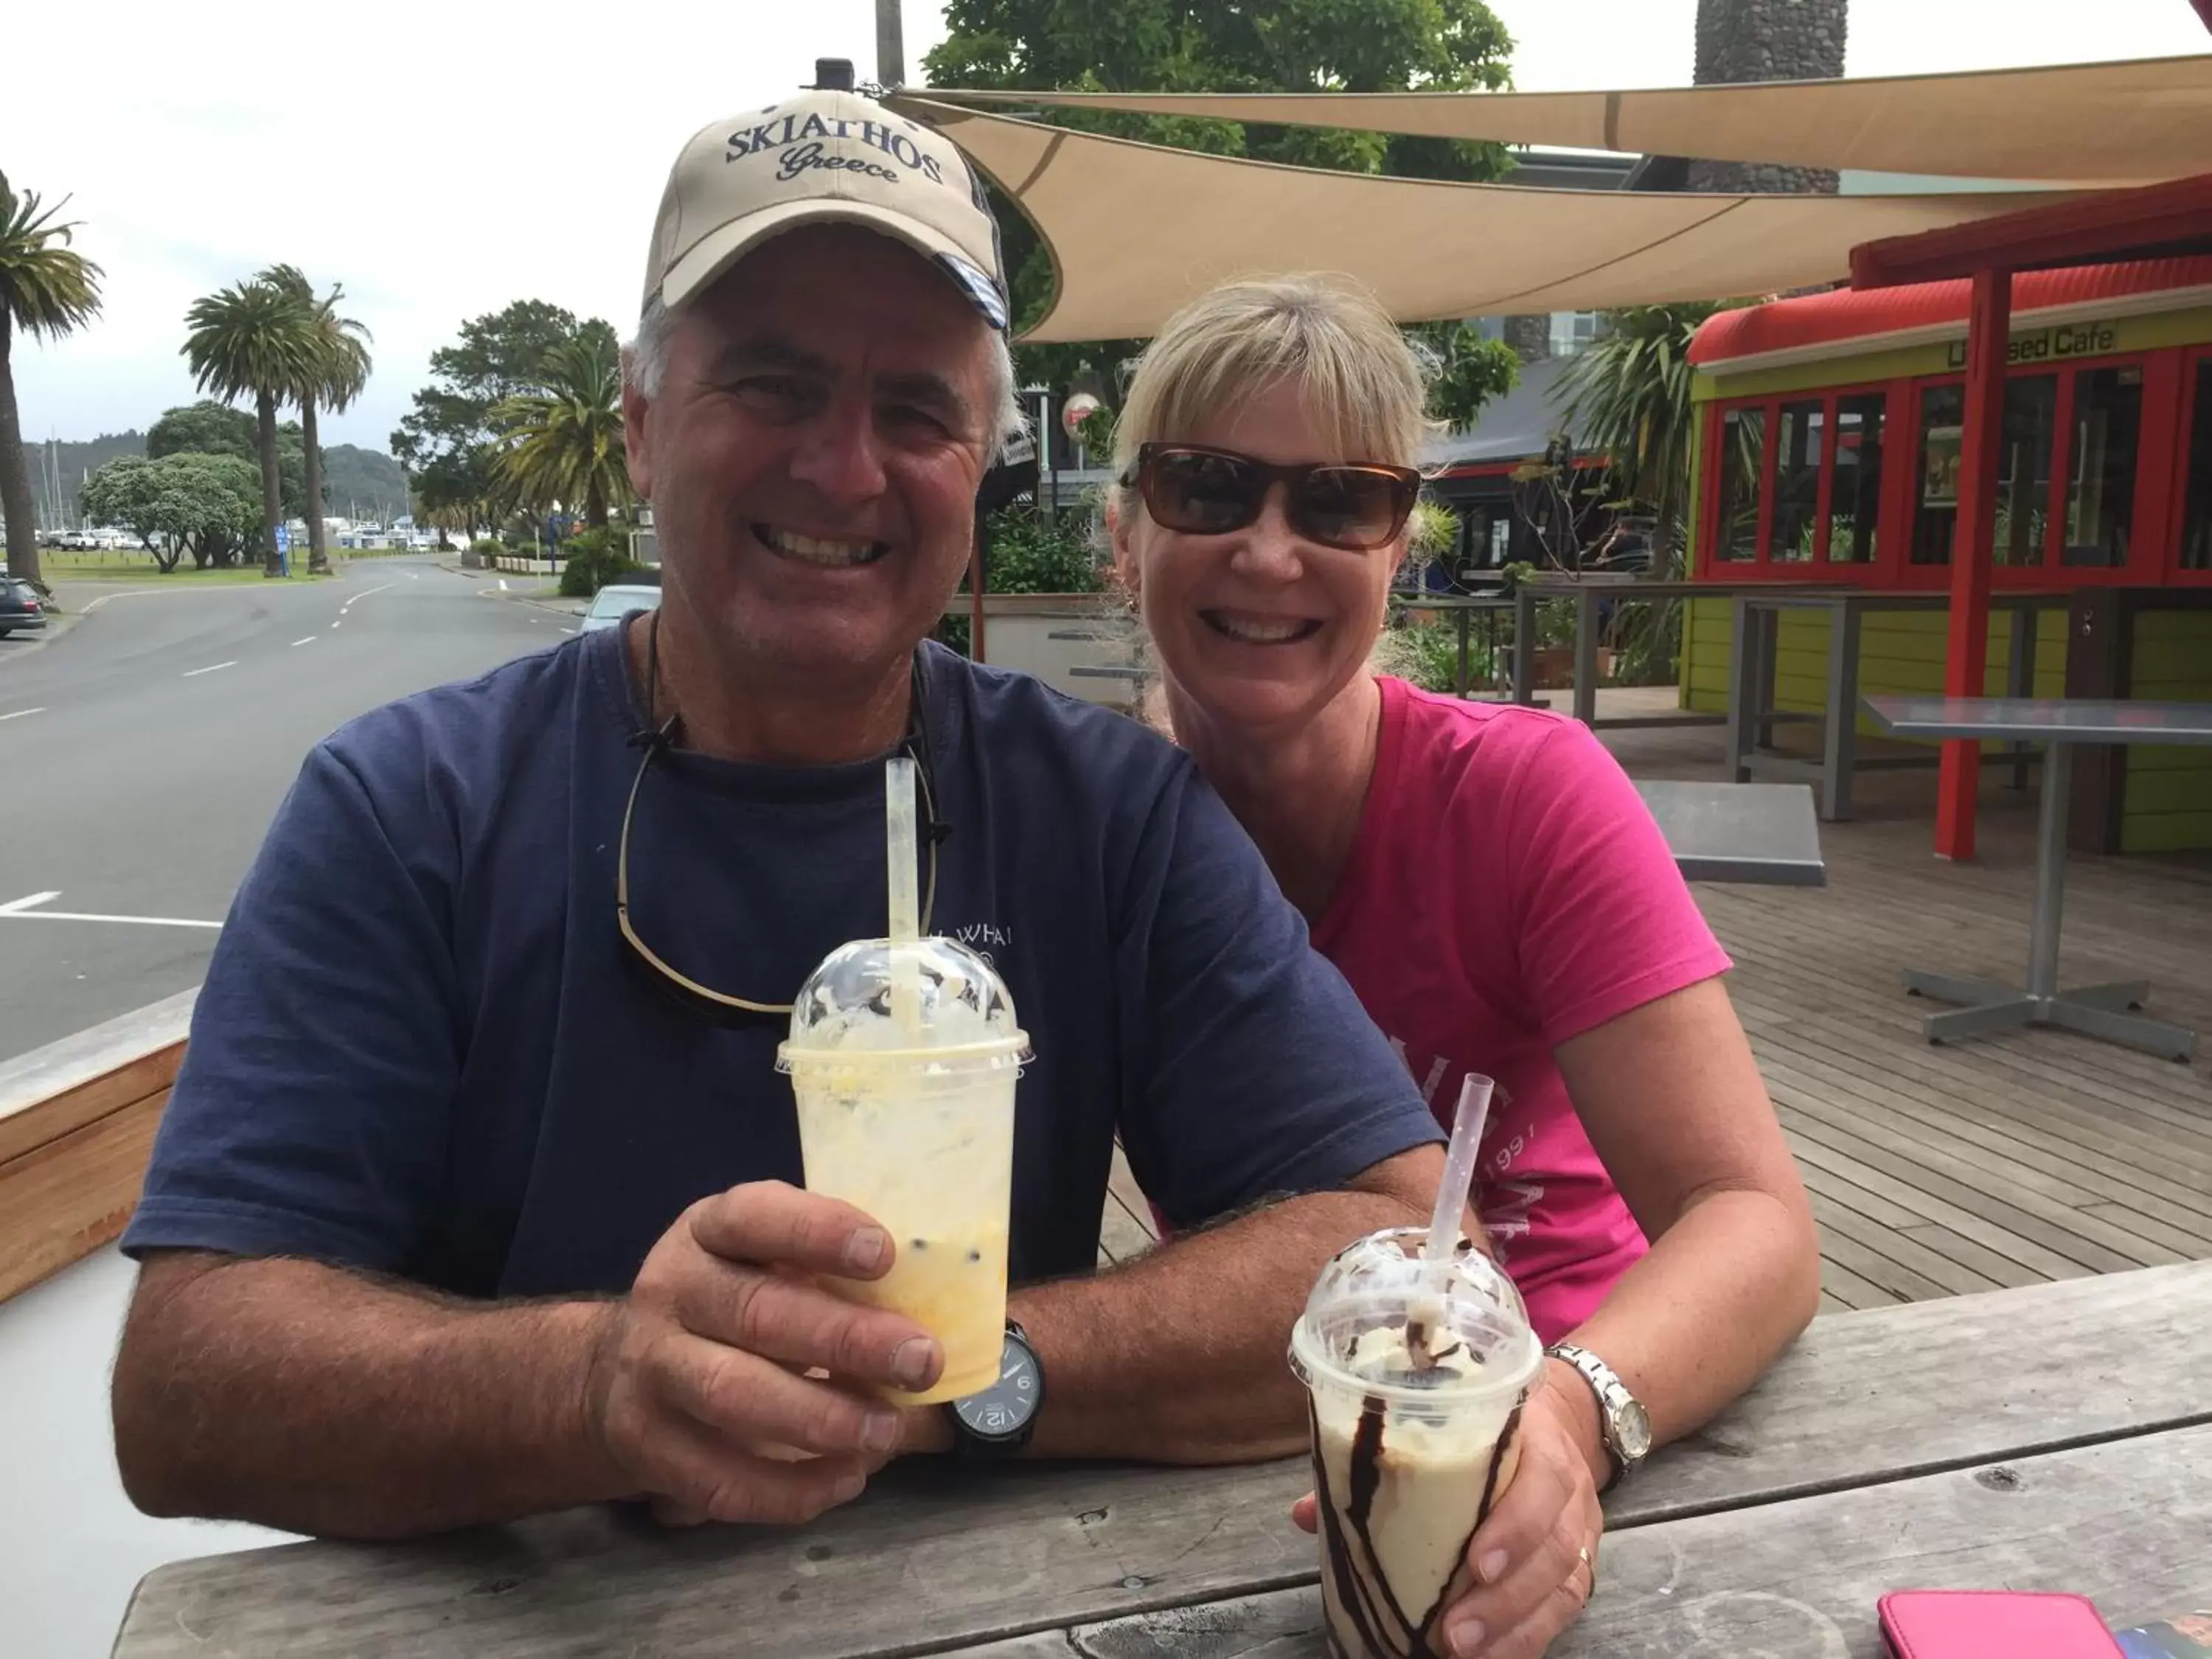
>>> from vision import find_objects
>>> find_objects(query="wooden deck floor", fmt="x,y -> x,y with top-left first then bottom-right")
1099,703 -> 2212,1312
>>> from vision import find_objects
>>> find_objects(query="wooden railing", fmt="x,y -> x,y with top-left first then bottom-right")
0,990 -> 193,1303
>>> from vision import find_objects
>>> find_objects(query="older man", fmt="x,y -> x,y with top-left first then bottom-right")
111,81 -> 1445,1539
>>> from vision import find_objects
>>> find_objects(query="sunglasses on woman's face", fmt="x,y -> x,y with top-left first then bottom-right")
1124,442 -> 1422,552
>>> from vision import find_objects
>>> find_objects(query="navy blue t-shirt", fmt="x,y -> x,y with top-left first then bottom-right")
123,630 -> 1441,1298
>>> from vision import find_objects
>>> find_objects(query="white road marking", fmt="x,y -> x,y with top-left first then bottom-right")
498,579 -> 509,591
0,707 -> 46,722
339,580 -> 396,615
0,898 -> 221,931
560,627 -> 577,635
291,636 -> 317,647
182,660 -> 237,678
330,620 -> 341,630
80,589 -> 160,612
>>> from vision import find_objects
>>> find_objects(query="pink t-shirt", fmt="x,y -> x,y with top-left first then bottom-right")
1311,677 -> 1733,1343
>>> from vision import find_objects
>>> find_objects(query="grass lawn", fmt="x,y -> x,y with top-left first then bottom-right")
38,554 -> 335,585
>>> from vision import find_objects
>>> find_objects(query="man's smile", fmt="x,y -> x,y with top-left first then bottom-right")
755,524 -> 889,568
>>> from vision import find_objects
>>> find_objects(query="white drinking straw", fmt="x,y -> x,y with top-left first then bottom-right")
1414,1072 -> 1495,1359
884,757 -> 922,1036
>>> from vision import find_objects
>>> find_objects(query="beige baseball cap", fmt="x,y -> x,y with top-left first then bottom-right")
641,88 -> 1009,330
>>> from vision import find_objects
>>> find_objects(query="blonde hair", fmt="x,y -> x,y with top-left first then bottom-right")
1108,274 -> 1433,529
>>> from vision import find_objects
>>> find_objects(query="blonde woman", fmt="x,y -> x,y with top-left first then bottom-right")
1107,276 -> 1820,1659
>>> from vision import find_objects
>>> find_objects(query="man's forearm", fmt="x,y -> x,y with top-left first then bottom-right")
114,1253 -> 629,1537
1007,1183 -> 1427,1464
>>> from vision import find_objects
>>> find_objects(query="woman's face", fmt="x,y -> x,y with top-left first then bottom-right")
1113,380 -> 1405,740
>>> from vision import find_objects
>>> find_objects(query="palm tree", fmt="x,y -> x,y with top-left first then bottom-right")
0,172 -> 105,589
1549,302 -> 1739,685
1551,302 -> 1730,573
264,265 -> 372,576
495,330 -> 632,532
183,277 -> 313,577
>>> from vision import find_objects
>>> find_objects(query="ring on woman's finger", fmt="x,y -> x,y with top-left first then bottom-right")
1575,1544 -> 1597,1601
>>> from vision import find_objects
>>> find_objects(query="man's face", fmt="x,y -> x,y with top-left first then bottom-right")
626,225 -> 998,698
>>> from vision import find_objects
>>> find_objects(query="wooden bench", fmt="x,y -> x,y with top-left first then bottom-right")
0,990 -> 194,1304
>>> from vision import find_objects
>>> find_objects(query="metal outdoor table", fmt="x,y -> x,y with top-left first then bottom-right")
110,1262 -> 2212,1658
1511,579 -> 1823,731
1635,779 -> 1826,886
1864,695 -> 2212,1061
1392,590 -> 1515,698
1732,591 -> 2068,820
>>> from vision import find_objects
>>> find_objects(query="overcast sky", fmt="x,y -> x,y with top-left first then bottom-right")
8,0 -> 2206,452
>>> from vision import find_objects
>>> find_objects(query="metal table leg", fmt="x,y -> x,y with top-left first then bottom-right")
1901,740 -> 2197,1061
1821,598 -> 1862,822
1725,598 -> 1753,785
2023,739 -> 2070,1001
1573,589 -> 1599,726
2064,981 -> 2151,1012
1754,608 -> 1779,755
1512,587 -> 1536,706
1456,606 -> 1470,698
2005,606 -> 2035,791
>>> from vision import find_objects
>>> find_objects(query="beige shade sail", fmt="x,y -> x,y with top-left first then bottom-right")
886,98 -> 2070,344
914,55 -> 2212,187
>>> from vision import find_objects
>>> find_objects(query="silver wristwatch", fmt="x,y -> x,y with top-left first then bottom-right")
1545,1343 -> 1652,1492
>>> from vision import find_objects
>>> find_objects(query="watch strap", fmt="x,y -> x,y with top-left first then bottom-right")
1545,1341 -> 1642,1492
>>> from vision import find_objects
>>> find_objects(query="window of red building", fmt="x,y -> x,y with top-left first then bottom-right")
2174,353 -> 2211,574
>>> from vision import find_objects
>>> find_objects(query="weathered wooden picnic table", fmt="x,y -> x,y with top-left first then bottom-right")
111,1261 -> 2212,1658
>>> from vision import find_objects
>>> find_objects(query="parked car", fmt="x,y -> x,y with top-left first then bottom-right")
579,583 -> 662,634
0,574 -> 49,638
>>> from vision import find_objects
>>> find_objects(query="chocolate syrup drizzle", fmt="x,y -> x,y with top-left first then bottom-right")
1307,1394 -> 1525,1659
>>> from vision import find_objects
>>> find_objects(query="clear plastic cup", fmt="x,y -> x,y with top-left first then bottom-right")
779,933 -> 1029,1405
1288,1227 -> 1544,1659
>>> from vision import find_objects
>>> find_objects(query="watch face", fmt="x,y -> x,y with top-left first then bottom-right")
953,1334 -> 1040,1439
1615,1397 -> 1654,1461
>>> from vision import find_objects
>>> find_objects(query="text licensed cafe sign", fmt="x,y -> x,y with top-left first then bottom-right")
1946,318 -> 2119,371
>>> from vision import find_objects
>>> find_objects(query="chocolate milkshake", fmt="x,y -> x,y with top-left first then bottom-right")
1289,1228 -> 1543,1659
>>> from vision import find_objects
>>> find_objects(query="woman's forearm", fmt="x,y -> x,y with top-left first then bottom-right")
1548,1186 -> 1820,1481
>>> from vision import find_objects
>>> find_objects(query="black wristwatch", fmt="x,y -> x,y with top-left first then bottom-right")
945,1322 -> 1043,1458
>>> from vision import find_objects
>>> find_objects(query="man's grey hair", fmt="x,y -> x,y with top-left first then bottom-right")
625,294 -> 1027,464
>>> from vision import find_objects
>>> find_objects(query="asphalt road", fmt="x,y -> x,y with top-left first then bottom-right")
0,557 -> 571,1063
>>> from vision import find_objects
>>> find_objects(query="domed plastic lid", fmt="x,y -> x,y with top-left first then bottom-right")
779,934 -> 1029,1060
1290,1226 -> 1542,1402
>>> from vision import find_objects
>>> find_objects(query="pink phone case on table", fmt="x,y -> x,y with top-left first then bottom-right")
1878,1590 -> 2125,1658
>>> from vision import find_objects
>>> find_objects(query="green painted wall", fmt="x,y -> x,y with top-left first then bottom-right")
2121,610 -> 2212,854
1682,599 -> 2212,851
1682,600 -> 2065,726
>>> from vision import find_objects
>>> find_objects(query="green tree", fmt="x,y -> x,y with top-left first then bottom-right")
1,170 -> 105,588
1412,319 -> 1523,433
182,276 -> 313,577
80,456 -> 166,561
265,265 -> 372,575
493,327 -> 631,530
146,400 -> 310,519
81,452 -> 261,571
147,399 -> 257,463
925,0 -> 1516,415
978,507 -> 1102,594
1551,302 -> 1729,570
391,299 -> 594,538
